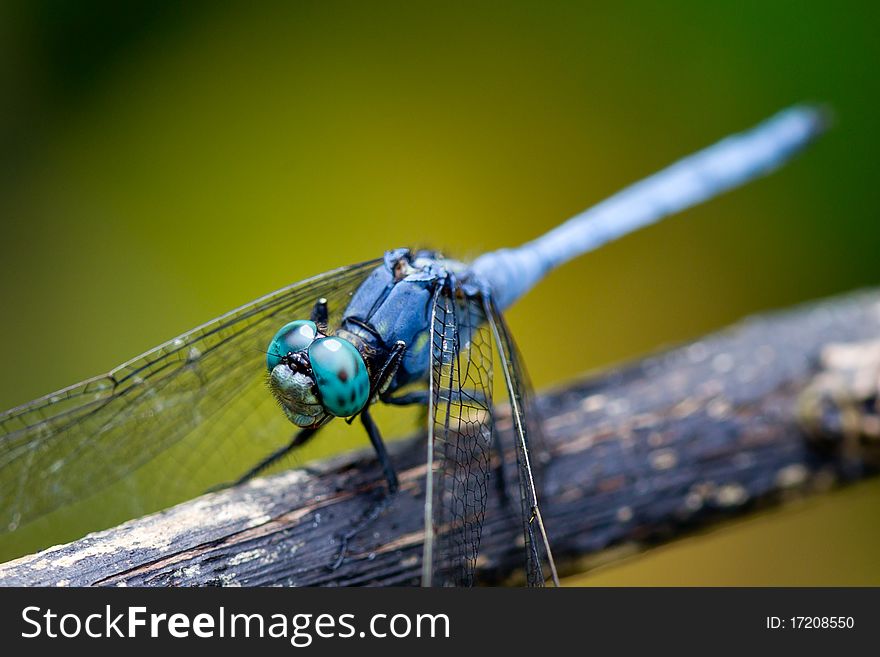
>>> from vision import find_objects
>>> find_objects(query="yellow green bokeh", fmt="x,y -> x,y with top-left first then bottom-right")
1,1 -> 878,582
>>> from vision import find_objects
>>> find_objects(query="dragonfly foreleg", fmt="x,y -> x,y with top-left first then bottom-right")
344,341 -> 406,425
370,340 -> 406,399
310,297 -> 329,333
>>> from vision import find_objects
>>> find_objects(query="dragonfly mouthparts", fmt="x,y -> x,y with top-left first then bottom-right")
282,351 -> 311,373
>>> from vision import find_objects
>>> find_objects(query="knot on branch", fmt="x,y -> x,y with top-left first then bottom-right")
798,338 -> 880,470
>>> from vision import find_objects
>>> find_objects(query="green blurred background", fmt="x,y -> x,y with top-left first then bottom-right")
1,0 -> 878,583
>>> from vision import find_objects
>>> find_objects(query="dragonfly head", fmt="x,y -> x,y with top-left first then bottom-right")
266,320 -> 370,427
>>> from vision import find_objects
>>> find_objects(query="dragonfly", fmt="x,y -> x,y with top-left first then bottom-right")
0,105 -> 824,586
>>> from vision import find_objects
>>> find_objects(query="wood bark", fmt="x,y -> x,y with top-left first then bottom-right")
1,289 -> 878,586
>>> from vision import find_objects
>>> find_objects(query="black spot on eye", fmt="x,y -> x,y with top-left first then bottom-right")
350,390 -> 357,403
338,369 -> 349,382
337,395 -> 346,408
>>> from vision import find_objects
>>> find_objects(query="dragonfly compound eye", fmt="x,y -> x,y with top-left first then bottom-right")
266,320 -> 318,372
308,337 -> 370,417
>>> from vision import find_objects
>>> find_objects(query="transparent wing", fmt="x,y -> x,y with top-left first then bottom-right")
422,284 -> 494,587
484,296 -> 559,587
0,258 -> 381,548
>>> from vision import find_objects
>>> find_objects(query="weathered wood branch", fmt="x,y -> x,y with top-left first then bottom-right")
1,289 -> 879,586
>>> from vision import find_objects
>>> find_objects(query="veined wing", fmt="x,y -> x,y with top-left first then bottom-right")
422,283 -> 494,586
0,258 -> 381,547
484,296 -> 560,587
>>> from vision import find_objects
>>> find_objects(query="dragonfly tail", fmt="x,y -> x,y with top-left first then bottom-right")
470,104 -> 826,309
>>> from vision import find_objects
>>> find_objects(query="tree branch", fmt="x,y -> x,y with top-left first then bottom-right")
2,289 -> 879,586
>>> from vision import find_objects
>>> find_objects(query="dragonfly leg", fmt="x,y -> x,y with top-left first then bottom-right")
330,407 -> 399,570
381,390 -> 428,405
361,407 -> 399,493
382,384 -> 510,504
310,297 -> 329,333
382,387 -> 491,407
371,340 -> 406,398
382,385 -> 506,503
382,386 -> 508,507
345,341 -> 407,426
207,426 -> 322,492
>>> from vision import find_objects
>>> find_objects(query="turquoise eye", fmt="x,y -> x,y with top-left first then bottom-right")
308,337 -> 370,417
267,320 -> 317,372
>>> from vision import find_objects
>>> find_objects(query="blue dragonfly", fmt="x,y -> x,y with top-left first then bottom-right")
0,106 -> 823,586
